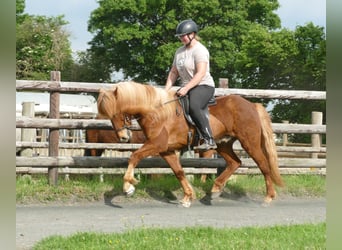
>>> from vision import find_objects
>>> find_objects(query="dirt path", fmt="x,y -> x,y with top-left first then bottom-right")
16,195 -> 326,250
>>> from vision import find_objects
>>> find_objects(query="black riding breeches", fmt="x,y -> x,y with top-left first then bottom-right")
188,85 -> 215,140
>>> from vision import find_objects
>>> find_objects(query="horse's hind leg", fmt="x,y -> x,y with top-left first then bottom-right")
243,144 -> 277,205
239,137 -> 277,205
160,151 -> 195,208
199,150 -> 215,182
211,139 -> 241,198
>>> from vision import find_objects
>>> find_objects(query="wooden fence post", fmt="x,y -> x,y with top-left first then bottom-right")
311,112 -> 323,159
219,78 -> 229,88
282,120 -> 289,146
48,71 -> 60,186
20,102 -> 35,157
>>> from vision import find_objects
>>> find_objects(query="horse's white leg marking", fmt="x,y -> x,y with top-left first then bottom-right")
123,163 -> 138,196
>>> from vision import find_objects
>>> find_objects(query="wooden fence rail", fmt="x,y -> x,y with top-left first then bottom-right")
16,80 -> 326,100
15,152 -> 327,178
16,117 -> 326,134
16,142 -> 326,153
16,156 -> 326,168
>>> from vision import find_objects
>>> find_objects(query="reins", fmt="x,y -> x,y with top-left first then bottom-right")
163,95 -> 184,105
113,114 -> 142,132
162,87 -> 184,105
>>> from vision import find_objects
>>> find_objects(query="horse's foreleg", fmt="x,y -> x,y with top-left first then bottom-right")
123,161 -> 139,196
122,142 -> 159,196
160,152 -> 195,208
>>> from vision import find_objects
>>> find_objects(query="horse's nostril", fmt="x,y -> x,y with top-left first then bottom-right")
120,137 -> 129,143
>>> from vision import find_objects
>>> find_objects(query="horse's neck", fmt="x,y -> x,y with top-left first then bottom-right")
121,104 -> 150,117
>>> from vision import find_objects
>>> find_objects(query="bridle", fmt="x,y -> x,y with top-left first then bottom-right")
112,113 -> 141,132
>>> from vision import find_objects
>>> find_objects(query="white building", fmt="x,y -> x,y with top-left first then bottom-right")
16,92 -> 98,118
16,92 -> 98,143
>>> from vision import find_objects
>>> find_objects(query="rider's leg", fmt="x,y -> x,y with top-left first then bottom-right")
188,85 -> 217,151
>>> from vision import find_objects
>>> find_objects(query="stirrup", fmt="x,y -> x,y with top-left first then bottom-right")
194,140 -> 217,151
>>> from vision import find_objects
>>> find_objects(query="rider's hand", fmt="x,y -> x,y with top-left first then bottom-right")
177,87 -> 188,97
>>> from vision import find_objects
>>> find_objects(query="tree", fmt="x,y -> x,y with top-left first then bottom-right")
235,25 -> 297,90
16,0 -> 26,24
16,0 -> 73,80
88,0 -> 281,84
235,22 -> 325,143
68,50 -> 112,83
270,23 -> 326,143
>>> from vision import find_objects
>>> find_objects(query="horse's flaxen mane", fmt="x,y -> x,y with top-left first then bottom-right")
97,88 -> 117,119
98,82 -> 177,122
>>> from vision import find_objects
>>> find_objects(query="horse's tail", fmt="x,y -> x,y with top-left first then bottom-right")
255,104 -> 285,187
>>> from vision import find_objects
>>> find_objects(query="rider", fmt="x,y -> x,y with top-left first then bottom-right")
165,19 -> 217,151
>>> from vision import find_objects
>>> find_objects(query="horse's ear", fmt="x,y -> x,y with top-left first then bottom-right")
113,86 -> 118,98
98,88 -> 104,101
98,88 -> 107,97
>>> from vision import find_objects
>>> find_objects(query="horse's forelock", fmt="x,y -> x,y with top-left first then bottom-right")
97,88 -> 117,118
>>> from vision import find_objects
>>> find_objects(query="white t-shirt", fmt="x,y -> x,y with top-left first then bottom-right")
172,42 -> 215,87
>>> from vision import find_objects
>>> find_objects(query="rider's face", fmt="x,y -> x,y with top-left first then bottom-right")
178,33 -> 194,45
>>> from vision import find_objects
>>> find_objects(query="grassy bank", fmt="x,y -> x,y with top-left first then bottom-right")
16,173 -> 326,204
33,223 -> 326,250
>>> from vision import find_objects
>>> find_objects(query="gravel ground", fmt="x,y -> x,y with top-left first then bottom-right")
16,194 -> 326,250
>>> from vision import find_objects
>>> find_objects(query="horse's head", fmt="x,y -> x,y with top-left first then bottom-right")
110,113 -> 133,143
97,88 -> 132,142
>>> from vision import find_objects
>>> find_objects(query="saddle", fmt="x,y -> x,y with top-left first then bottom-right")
178,95 -> 216,150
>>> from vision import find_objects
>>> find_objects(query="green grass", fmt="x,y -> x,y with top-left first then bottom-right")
16,174 -> 326,204
33,223 -> 326,250
16,174 -> 121,203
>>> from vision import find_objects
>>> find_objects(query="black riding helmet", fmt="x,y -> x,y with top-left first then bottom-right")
175,19 -> 198,37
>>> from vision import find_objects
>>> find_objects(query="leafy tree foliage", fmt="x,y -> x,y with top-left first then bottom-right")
270,24 -> 326,143
16,0 -> 73,80
68,50 -> 112,83
88,0 -> 281,84
16,0 -> 26,23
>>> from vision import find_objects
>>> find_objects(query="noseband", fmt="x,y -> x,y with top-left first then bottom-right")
112,113 -> 141,132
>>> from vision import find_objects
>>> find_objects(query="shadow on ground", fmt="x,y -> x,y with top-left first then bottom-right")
102,184 -> 261,208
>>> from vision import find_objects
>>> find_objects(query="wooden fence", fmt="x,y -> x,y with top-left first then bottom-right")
16,72 -> 326,185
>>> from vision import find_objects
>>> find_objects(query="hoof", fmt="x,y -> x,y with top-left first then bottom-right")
210,191 -> 222,199
125,184 -> 135,197
261,196 -> 273,207
179,199 -> 191,208
261,201 -> 271,207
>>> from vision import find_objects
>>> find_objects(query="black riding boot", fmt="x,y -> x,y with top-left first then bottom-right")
194,127 -> 217,151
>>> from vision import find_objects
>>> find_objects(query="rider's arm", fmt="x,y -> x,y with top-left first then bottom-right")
165,65 -> 179,91
177,61 -> 207,96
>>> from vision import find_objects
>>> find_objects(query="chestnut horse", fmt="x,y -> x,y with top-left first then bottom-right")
97,82 -> 284,207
